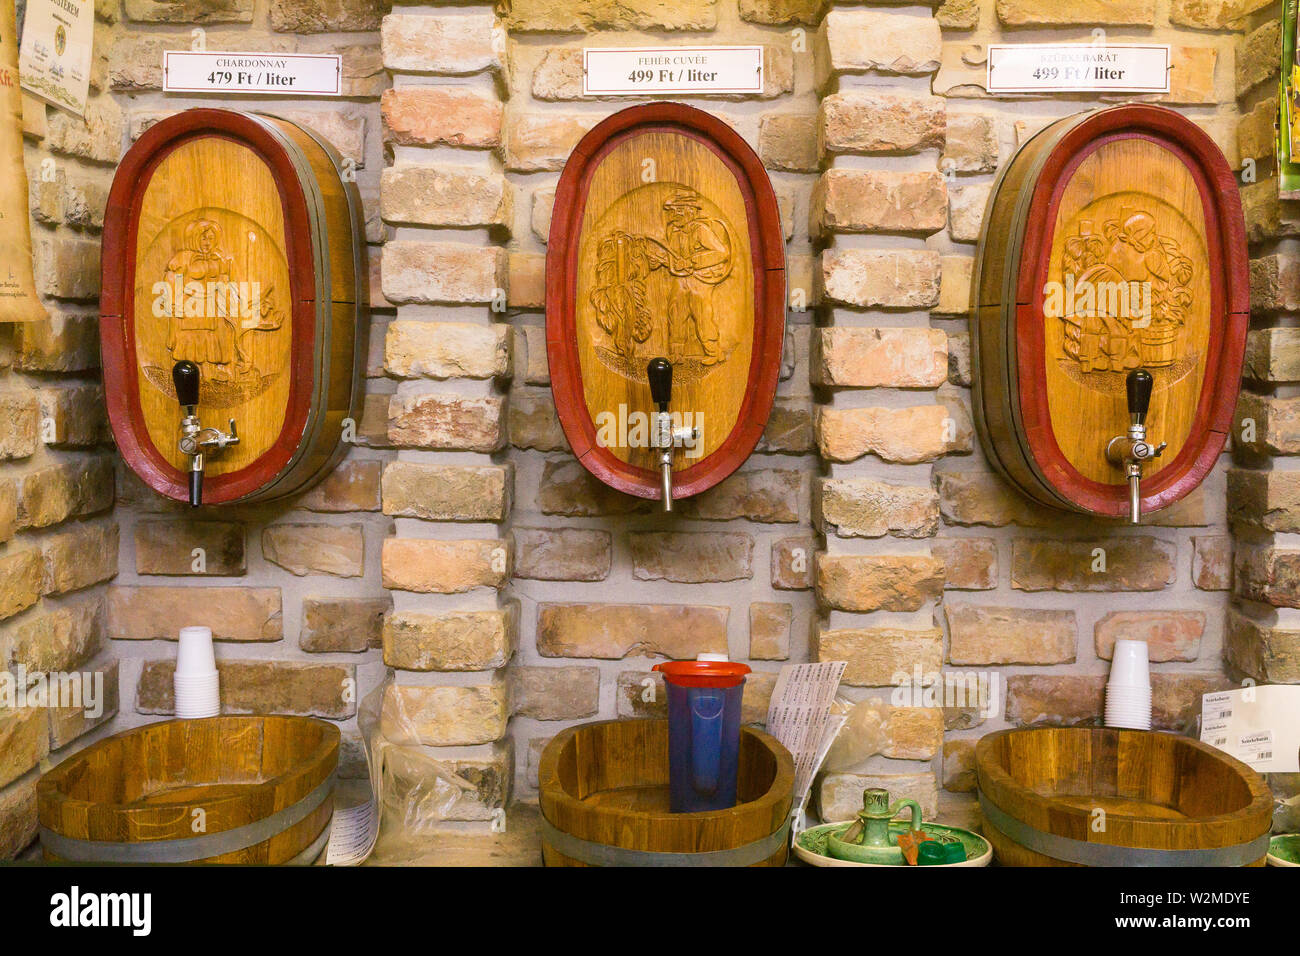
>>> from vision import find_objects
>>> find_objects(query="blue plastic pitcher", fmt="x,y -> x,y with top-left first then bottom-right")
653,655 -> 751,813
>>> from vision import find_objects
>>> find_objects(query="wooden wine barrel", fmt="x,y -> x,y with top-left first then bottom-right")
37,716 -> 339,864
971,104 -> 1248,518
547,103 -> 786,502
976,727 -> 1273,867
538,719 -> 794,866
100,109 -> 367,505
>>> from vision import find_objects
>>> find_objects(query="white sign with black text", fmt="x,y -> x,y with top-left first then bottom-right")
163,51 -> 342,96
583,46 -> 763,96
987,44 -> 1171,94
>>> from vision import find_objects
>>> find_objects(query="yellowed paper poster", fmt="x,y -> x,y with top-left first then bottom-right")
18,0 -> 92,116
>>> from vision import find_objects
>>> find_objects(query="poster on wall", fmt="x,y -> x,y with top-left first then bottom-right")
17,0 -> 93,117
1280,0 -> 1300,198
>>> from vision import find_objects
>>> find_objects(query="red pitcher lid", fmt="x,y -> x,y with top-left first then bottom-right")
653,655 -> 751,688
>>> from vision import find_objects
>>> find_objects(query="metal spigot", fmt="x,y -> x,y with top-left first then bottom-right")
172,360 -> 239,507
646,357 -> 698,513
1105,368 -> 1166,524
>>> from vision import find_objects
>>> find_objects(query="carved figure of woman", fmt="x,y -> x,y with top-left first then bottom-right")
164,218 -> 237,380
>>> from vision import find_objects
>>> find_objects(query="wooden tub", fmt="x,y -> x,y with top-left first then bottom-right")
539,719 -> 794,866
38,716 -> 338,864
976,727 -> 1273,866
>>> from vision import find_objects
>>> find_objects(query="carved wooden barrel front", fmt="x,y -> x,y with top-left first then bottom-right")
101,109 -> 366,505
971,104 -> 1248,518
547,103 -> 786,502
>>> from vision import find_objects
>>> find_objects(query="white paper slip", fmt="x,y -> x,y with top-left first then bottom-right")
163,51 -> 342,95
1200,685 -> 1300,773
583,46 -> 763,96
766,661 -> 847,811
987,44 -> 1171,94
325,790 -> 379,867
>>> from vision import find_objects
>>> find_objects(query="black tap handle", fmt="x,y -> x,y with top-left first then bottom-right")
188,470 -> 203,508
647,357 -> 672,410
1126,369 -> 1153,426
173,360 -> 201,408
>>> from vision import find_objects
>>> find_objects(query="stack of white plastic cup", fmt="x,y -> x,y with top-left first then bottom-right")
1104,638 -> 1151,730
174,626 -> 219,718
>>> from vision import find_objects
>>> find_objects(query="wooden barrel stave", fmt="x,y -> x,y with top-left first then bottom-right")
38,716 -> 339,865
539,719 -> 793,866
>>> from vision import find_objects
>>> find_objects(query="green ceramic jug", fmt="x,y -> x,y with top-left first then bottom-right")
826,788 -> 924,865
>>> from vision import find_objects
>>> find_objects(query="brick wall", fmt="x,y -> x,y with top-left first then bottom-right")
5,0 -> 1293,858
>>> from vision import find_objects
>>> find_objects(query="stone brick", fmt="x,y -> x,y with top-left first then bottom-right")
5,594 -> 102,674
539,459 -> 653,517
137,659 -> 356,719
510,666 -> 600,720
382,537 -> 510,594
825,699 -> 944,762
1244,328 -> 1300,382
1192,534 -> 1232,590
381,462 -> 511,522
772,535 -> 814,590
107,586 -> 281,642
947,182 -> 991,243
504,114 -> 598,173
384,321 -> 510,379
45,98 -> 123,165
0,551 -> 42,621
0,393 -> 39,461
943,114 -> 998,173
758,398 -> 813,454
815,477 -> 938,539
759,114 -> 819,173
820,772 -> 939,822
123,0 -> 252,22
943,739 -> 978,792
135,520 -> 245,576
37,385 -> 110,448
12,312 -> 100,373
0,777 -> 37,861
811,169 -> 947,236
379,680 -> 508,747
816,10 -> 942,86
380,167 -> 511,232
1249,255 -> 1300,313
996,0 -> 1154,25
1005,674 -> 1105,726
296,460 -> 382,513
1152,673 -> 1233,731
740,0 -> 825,25
381,12 -> 503,75
262,524 -> 363,578
43,522 -> 118,595
946,603 -> 1076,665
381,241 -> 505,305
382,606 -> 516,671
1235,392 -> 1300,457
630,531 -> 753,583
270,0 -> 389,32
819,249 -> 941,308
0,480 -> 14,544
937,0 -> 980,28
48,659 -> 119,750
513,528 -> 611,581
1236,19 -> 1280,96
816,405 -> 953,464
0,708 -> 47,789
815,625 -> 943,686
813,327 -> 947,388
16,457 -> 113,530
380,87 -> 502,149
818,92 -> 945,156
1011,537 -> 1176,592
816,553 -> 945,612
1228,468 -> 1300,533
677,469 -> 802,523
537,603 -> 728,659
932,537 -> 997,589
300,596 -> 390,654
1235,544 -> 1300,608
508,389 -> 565,451
531,187 -> 555,243
749,603 -> 791,661
387,393 -> 505,452
506,0 -> 717,31
937,471 -> 1042,527
1171,0 -> 1262,28
1225,608 -> 1300,684
1094,611 -> 1203,662
509,255 -> 546,310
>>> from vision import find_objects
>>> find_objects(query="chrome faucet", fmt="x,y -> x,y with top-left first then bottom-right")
1105,368 -> 1166,524
646,357 -> 698,513
173,360 -> 239,507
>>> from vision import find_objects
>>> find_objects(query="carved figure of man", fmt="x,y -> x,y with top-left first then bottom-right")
647,192 -> 733,365
164,218 -> 238,380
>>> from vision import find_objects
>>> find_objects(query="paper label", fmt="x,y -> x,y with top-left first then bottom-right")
1200,685 -> 1300,773
19,0 -> 94,116
583,46 -> 763,96
765,661 -> 847,827
987,44 -> 1171,94
163,51 -> 341,96
324,792 -> 378,867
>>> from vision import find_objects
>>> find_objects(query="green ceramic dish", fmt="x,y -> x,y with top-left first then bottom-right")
795,821 -> 993,868
1268,834 -> 1300,867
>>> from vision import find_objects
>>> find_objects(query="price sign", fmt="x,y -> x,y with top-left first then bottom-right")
987,44 -> 1170,94
583,46 -> 763,96
163,52 -> 342,96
